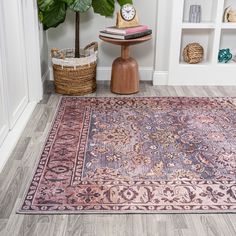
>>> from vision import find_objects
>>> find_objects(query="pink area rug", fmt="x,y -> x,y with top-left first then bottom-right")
19,97 -> 236,213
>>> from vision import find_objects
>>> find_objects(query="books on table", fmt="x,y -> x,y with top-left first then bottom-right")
99,25 -> 152,40
105,25 -> 149,35
100,29 -> 152,40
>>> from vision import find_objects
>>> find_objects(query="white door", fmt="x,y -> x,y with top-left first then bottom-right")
0,52 -> 9,146
1,0 -> 29,129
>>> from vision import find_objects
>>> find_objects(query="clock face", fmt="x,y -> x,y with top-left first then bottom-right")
121,4 -> 136,21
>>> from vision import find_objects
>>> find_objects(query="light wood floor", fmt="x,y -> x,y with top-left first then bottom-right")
0,81 -> 236,236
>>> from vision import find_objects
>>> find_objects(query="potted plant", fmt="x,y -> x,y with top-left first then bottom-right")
38,0 -> 133,95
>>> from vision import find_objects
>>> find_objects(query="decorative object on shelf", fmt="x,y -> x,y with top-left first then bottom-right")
189,5 -> 201,23
38,0 -> 133,95
223,6 -> 236,22
52,43 -> 98,95
183,43 -> 204,64
116,4 -> 139,28
224,6 -> 230,22
218,48 -> 233,63
228,10 -> 236,22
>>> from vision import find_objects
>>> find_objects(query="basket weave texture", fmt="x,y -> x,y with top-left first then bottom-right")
183,43 -> 204,64
51,42 -> 98,96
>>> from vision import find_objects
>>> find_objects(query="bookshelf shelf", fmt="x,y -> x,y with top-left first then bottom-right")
168,0 -> 236,86
182,23 -> 215,29
218,61 -> 236,66
221,23 -> 236,29
179,61 -> 211,66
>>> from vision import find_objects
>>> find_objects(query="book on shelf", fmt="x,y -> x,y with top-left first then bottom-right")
99,29 -> 152,40
105,25 -> 149,35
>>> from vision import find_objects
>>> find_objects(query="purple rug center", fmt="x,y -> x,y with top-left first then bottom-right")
81,106 -> 235,182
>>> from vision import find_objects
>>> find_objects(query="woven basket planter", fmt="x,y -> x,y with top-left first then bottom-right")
51,42 -> 98,96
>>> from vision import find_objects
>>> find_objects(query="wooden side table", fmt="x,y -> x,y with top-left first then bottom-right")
99,35 -> 152,94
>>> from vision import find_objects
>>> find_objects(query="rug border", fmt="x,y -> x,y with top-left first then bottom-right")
17,96 -> 236,215
17,96 -> 64,215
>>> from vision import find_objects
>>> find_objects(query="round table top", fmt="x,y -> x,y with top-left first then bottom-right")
99,35 -> 152,46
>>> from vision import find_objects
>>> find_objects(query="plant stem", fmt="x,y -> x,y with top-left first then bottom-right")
75,12 -> 80,58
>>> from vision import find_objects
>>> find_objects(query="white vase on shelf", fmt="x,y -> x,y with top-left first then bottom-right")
189,5 -> 201,23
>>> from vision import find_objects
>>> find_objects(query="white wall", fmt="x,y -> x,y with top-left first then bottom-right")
153,0 -> 173,85
39,24 -> 49,82
155,0 -> 172,71
46,0 -> 172,81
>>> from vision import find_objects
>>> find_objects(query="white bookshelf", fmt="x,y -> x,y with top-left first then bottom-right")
168,0 -> 236,86
221,23 -> 236,29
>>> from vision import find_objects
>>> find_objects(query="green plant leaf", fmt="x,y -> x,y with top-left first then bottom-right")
117,0 -> 133,6
61,0 -> 74,3
38,0 -> 133,30
67,0 -> 92,12
92,0 -> 115,16
37,0 -> 55,12
40,1 -> 67,30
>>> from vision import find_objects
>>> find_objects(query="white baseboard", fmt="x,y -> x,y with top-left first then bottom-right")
42,69 -> 50,83
153,71 -> 169,85
96,67 -> 153,81
0,102 -> 37,173
139,68 -> 154,81
96,67 -> 111,81
42,69 -> 50,93
49,66 -> 153,81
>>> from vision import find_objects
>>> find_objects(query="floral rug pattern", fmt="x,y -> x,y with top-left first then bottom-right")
19,97 -> 236,213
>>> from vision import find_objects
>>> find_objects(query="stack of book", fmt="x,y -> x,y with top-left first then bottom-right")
100,25 -> 152,40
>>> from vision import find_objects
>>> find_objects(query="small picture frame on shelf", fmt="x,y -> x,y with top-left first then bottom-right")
189,5 -> 201,23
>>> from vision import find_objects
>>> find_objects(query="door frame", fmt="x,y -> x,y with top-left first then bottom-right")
0,36 -> 10,146
0,0 -> 43,172
21,0 -> 43,102
0,0 -> 43,104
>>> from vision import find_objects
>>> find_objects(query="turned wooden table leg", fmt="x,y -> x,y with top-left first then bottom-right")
111,45 -> 140,94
